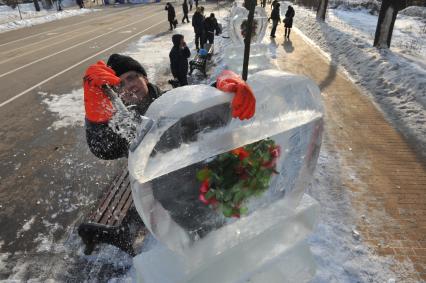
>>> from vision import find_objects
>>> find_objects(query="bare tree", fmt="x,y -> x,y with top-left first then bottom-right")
373,0 -> 406,48
316,0 -> 328,21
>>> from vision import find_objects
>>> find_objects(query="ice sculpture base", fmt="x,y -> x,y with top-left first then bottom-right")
223,44 -> 274,75
133,194 -> 319,283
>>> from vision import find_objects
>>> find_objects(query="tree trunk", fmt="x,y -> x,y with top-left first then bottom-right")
33,0 -> 41,11
373,0 -> 406,48
316,0 -> 328,21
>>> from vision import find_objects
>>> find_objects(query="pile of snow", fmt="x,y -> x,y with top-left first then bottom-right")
400,5 -> 426,18
283,1 -> 426,156
0,3 -> 97,33
40,90 -> 84,130
330,0 -> 380,14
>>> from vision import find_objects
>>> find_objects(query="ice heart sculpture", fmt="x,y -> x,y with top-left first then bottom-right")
129,70 -> 324,254
229,5 -> 268,45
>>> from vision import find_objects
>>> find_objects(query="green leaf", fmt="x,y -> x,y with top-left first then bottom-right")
239,206 -> 248,215
233,191 -> 244,204
224,191 -> 233,202
205,190 -> 215,200
222,205 -> 233,217
196,168 -> 211,181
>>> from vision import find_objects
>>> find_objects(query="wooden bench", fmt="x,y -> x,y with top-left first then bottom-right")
78,168 -> 141,256
189,43 -> 214,77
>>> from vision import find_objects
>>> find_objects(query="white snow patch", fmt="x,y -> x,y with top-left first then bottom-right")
40,89 -> 85,130
0,3 -> 98,34
16,216 -> 36,238
400,5 -> 426,18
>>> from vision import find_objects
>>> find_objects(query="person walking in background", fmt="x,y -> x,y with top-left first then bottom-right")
188,0 -> 193,11
204,13 -> 220,44
169,34 -> 191,86
268,2 -> 280,38
165,2 -> 177,31
284,5 -> 295,39
192,7 -> 205,50
182,0 -> 190,23
270,0 -> 277,9
195,0 -> 199,8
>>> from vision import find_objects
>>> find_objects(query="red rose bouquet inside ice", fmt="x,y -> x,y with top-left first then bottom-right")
197,139 -> 281,218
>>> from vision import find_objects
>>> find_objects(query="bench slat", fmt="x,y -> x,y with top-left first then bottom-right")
90,169 -> 125,221
116,193 -> 134,225
93,170 -> 129,223
100,178 -> 130,225
108,182 -> 133,226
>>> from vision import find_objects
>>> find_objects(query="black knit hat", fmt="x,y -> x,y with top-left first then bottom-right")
107,54 -> 147,77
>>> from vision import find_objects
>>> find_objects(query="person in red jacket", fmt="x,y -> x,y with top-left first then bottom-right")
83,54 -> 256,160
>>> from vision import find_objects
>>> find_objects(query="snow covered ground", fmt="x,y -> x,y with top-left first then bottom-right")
0,1 -> 97,33
283,1 -> 426,157
32,5 -> 422,281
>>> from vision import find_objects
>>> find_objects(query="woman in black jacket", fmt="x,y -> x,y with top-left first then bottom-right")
284,5 -> 295,39
204,13 -> 220,44
169,34 -> 191,86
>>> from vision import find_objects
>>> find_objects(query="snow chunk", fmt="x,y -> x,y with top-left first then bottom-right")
400,6 -> 426,18
40,89 -> 84,130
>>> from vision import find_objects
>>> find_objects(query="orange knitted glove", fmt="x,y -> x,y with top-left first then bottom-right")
83,61 -> 121,123
216,70 -> 256,120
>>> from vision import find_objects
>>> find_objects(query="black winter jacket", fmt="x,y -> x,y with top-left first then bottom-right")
169,34 -> 191,79
204,16 -> 219,34
165,4 -> 176,22
182,1 -> 188,14
85,83 -> 162,160
270,5 -> 281,21
285,6 -> 295,19
192,12 -> 204,34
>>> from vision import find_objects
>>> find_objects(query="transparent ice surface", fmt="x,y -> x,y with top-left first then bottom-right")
229,6 -> 268,45
133,194 -> 319,283
129,69 -> 323,255
223,43 -> 274,74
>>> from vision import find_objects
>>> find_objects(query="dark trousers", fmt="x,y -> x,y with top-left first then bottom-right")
270,19 -> 278,37
195,0 -> 198,7
182,13 -> 189,23
285,27 -> 291,38
177,75 -> 188,86
195,32 -> 203,49
206,32 -> 214,44
169,20 -> 176,30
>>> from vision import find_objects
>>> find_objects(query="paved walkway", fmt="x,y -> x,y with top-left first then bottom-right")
270,27 -> 426,281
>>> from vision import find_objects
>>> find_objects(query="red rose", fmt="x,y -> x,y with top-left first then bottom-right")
209,197 -> 218,205
199,180 -> 209,194
199,193 -> 210,204
270,145 -> 281,158
232,147 -> 250,161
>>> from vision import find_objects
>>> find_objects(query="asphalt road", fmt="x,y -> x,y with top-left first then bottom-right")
0,3 -> 185,280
